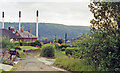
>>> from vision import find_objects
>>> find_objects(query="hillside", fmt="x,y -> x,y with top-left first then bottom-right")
0,22 -> 90,41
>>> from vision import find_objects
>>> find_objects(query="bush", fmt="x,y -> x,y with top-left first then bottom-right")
14,42 -> 20,46
65,47 -> 78,56
20,40 -> 42,47
15,47 -> 21,50
20,42 -> 30,46
59,44 -> 71,49
0,37 -> 17,49
54,43 -> 60,49
41,44 -> 55,58
61,47 -> 66,51
58,38 -> 64,44
30,40 -> 42,47
65,44 -> 71,48
74,30 -> 120,71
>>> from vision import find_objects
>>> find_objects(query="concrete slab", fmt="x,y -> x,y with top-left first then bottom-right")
0,63 -> 13,71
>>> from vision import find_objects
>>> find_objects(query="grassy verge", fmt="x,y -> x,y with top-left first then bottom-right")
10,61 -> 21,71
54,55 -> 95,71
20,46 -> 39,50
17,46 -> 40,58
55,50 -> 65,58
0,69 -> 4,72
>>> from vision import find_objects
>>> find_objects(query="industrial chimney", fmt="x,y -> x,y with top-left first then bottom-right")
36,10 -> 39,37
65,33 -> 67,44
2,12 -> 4,29
19,11 -> 21,30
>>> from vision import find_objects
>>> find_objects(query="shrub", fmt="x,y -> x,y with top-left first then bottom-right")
58,38 -> 64,44
30,40 -> 42,47
65,44 -> 71,48
65,49 -> 73,55
54,43 -> 60,49
15,47 -> 21,50
20,42 -> 30,46
20,40 -> 42,47
65,47 -> 78,56
61,47 -> 66,51
41,44 -> 55,58
59,44 -> 71,49
0,37 -> 17,49
75,30 -> 120,71
14,42 -> 20,46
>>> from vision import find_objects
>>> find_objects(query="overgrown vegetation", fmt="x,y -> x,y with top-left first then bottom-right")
17,46 -> 39,58
19,40 -> 42,47
54,55 -> 95,71
0,37 -> 18,49
54,2 -> 120,71
40,44 -> 55,58
58,38 -> 64,44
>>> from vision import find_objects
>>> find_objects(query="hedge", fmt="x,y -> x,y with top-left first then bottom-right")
40,44 -> 55,58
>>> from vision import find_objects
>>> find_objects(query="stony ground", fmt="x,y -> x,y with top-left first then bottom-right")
11,54 -> 70,73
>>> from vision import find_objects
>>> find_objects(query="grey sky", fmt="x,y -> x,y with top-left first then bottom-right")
0,0 -> 93,26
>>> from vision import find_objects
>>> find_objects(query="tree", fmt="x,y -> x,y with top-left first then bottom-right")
0,37 -> 16,49
88,1 -> 120,71
88,2 -> 120,35
58,38 -> 64,44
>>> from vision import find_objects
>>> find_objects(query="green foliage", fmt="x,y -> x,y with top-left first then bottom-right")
20,46 -> 39,50
0,37 -> 17,49
20,42 -> 31,46
31,40 -> 42,47
74,30 -> 120,71
53,43 -> 60,49
88,2 -> 120,31
20,40 -> 42,47
17,46 -> 39,58
14,42 -> 20,46
88,2 -> 120,71
61,47 -> 66,51
59,44 -> 71,49
41,44 -> 55,58
55,50 -> 65,58
54,55 -> 95,71
65,47 -> 78,56
58,38 -> 64,44
18,51 -> 27,58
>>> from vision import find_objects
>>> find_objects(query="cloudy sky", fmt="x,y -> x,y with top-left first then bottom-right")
0,0 -> 94,26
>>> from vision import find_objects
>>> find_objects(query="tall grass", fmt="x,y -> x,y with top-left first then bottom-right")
54,55 -> 95,71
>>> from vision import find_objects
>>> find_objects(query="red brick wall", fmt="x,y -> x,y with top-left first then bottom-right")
13,38 -> 37,42
21,38 -> 37,42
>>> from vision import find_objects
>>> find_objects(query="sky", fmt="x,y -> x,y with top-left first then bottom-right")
0,0 -> 94,26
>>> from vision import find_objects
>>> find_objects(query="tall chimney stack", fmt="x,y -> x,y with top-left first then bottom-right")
2,12 -> 4,29
19,11 -> 21,30
36,10 -> 39,37
65,33 -> 67,44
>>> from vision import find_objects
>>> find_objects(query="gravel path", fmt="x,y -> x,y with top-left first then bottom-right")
12,55 -> 70,73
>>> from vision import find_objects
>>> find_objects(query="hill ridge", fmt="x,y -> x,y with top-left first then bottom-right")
0,22 -> 90,41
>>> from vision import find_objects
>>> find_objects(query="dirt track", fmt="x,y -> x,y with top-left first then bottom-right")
11,55 -> 70,73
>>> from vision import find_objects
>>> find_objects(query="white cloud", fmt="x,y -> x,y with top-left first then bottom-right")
1,0 -> 90,2
0,1 -> 93,26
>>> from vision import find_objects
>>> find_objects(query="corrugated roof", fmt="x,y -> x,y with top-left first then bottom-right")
0,29 -> 21,39
17,30 -> 37,38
